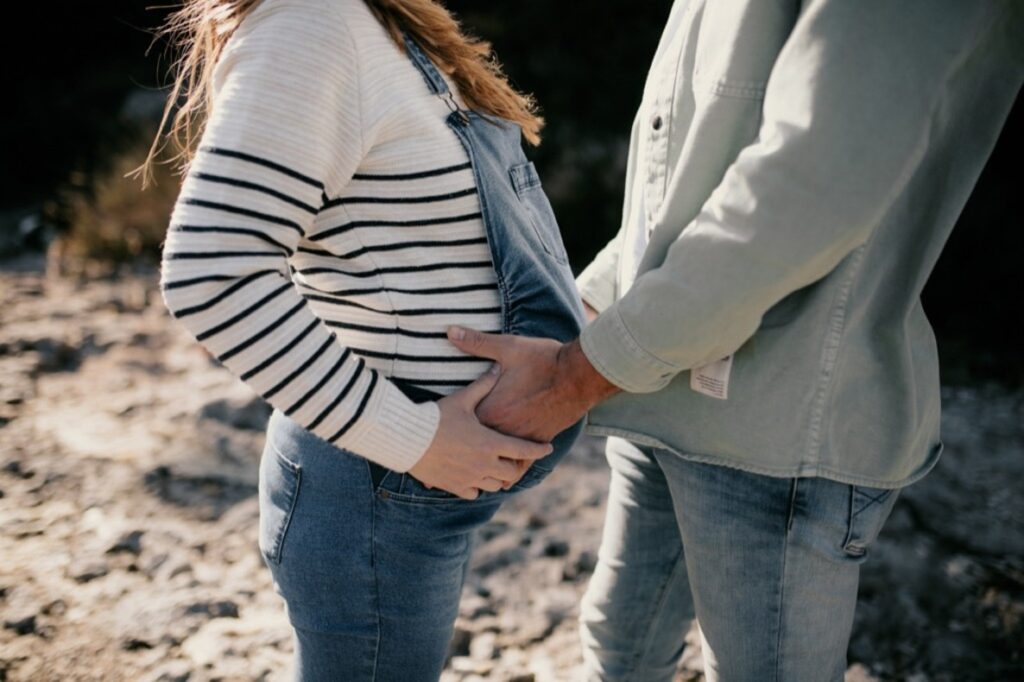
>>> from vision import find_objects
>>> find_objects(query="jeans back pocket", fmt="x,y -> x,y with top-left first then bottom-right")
258,442 -> 302,565
842,484 -> 900,559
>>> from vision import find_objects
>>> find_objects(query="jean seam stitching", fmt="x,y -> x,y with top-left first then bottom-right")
267,441 -> 302,565
626,548 -> 686,680
774,516 -> 792,682
370,483 -> 382,680
276,466 -> 300,565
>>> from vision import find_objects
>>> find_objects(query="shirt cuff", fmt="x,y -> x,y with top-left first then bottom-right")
579,303 -> 679,393
339,378 -> 441,472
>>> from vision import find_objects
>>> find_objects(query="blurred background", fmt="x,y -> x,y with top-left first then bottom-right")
0,2 -> 1020,681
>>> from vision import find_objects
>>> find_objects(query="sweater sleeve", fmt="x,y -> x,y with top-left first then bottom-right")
159,0 -> 440,472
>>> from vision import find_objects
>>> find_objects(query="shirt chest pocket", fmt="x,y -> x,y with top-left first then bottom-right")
692,0 -> 799,100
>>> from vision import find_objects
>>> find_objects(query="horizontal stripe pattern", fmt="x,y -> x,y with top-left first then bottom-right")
158,0 -> 505,471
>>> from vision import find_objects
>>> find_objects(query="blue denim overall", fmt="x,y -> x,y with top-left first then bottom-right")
383,32 -> 587,490
256,34 -> 586,682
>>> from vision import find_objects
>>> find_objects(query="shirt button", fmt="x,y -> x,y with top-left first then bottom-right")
651,114 -> 663,131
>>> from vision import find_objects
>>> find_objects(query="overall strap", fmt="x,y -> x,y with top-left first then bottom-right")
402,32 -> 450,96
402,31 -> 470,122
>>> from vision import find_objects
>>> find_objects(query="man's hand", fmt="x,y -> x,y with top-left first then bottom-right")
410,364 -> 554,500
446,326 -> 621,442
583,301 -> 599,323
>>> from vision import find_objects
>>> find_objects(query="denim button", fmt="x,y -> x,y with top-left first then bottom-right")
651,114 -> 663,131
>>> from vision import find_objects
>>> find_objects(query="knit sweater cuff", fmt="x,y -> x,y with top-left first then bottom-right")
339,378 -> 441,473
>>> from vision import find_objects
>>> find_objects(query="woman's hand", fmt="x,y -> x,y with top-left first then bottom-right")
583,301 -> 599,323
409,364 -> 554,500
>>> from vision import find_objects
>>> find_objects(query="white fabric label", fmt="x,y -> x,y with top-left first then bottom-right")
690,355 -> 733,400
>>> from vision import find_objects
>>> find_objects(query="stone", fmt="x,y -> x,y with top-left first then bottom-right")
4,615 -> 36,636
198,396 -> 271,432
122,637 -> 155,651
562,549 -> 597,581
106,530 -> 144,556
449,656 -> 494,675
40,600 -> 66,616
448,625 -> 472,659
526,513 -> 547,530
541,538 -> 570,558
845,663 -> 880,682
181,599 -> 239,619
2,460 -> 33,479
459,594 -> 495,619
469,631 -> 498,661
143,660 -> 192,682
70,560 -> 109,583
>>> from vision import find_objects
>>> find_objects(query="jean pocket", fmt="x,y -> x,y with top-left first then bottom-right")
385,471 -> 511,505
509,161 -> 570,265
258,441 -> 302,565
374,470 -> 469,506
842,484 -> 900,560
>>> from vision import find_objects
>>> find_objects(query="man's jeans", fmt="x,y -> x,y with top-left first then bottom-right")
579,437 -> 902,682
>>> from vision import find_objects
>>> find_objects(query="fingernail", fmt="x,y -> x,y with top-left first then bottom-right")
448,326 -> 465,341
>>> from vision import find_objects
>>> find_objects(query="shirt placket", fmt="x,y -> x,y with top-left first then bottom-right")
643,53 -> 678,235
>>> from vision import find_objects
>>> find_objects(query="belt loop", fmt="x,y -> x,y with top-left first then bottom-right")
367,460 -> 389,490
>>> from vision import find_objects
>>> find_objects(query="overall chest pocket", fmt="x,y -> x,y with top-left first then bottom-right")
509,161 -> 569,265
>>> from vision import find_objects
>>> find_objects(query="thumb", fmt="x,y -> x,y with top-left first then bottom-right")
451,363 -> 502,409
448,326 -> 506,362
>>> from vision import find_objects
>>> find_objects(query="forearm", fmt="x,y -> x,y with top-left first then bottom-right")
555,337 -> 621,411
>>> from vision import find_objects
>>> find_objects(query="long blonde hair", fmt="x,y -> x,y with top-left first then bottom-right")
134,0 -> 543,189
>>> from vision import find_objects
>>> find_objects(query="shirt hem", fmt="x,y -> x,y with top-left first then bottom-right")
583,423 -> 944,490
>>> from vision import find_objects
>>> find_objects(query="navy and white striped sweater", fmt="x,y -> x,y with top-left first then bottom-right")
160,0 -> 503,471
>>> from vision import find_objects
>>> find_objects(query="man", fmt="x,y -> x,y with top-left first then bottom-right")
446,1 -> 1023,679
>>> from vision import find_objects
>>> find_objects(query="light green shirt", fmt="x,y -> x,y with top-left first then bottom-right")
576,0 -> 1023,487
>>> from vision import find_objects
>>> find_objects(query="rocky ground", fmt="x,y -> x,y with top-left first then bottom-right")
1,257 -> 1021,681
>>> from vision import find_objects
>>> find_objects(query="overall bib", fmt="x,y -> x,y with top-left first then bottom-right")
257,34 -> 586,681
385,32 -> 588,488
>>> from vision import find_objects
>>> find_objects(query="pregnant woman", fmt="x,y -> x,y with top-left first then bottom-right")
141,0 -> 586,679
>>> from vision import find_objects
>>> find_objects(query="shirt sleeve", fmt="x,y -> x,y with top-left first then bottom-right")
580,0 -> 1022,393
159,0 -> 441,472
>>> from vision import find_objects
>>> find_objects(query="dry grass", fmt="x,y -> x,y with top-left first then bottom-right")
46,132 -> 183,276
